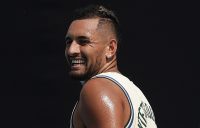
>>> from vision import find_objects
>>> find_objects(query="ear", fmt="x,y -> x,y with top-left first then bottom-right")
105,39 -> 117,59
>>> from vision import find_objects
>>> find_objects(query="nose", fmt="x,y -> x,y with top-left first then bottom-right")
65,40 -> 80,57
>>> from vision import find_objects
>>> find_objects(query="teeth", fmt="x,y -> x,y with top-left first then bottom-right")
71,59 -> 85,64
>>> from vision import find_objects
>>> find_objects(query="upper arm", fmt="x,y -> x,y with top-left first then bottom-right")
79,78 -> 125,128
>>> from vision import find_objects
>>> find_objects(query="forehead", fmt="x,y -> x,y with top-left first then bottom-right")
67,19 -> 100,37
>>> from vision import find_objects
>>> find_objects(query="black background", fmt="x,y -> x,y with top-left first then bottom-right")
3,0 -> 199,127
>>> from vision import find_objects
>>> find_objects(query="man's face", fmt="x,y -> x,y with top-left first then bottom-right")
65,18 -> 108,80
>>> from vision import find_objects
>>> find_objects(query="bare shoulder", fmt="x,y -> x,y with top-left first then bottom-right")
80,78 -> 122,104
78,78 -> 127,127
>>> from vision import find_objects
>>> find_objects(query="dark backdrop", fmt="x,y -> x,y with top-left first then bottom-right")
5,0 -> 199,127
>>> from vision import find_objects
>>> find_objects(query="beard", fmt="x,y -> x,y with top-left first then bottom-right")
68,71 -> 90,81
68,66 -> 99,81
67,57 -> 103,81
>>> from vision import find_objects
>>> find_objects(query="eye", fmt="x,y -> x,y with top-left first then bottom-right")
77,39 -> 90,46
65,37 -> 72,45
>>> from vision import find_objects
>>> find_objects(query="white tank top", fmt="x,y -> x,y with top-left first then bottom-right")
70,72 -> 157,128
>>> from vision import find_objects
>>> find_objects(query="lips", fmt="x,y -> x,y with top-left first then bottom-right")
71,59 -> 85,65
69,58 -> 86,69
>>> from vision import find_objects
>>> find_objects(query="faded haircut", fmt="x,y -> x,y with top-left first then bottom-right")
69,4 -> 121,44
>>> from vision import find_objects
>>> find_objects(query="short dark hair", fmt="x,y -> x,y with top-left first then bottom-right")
69,4 -> 121,44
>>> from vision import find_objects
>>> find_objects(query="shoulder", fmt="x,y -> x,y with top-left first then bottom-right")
78,77 -> 125,127
80,77 -> 122,103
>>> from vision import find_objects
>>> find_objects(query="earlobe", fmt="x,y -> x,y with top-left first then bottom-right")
105,46 -> 112,60
106,54 -> 112,59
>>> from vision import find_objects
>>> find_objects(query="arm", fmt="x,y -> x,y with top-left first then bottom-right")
79,78 -> 126,128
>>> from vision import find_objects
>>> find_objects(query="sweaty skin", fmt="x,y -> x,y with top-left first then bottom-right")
71,78 -> 131,128
66,18 -> 130,128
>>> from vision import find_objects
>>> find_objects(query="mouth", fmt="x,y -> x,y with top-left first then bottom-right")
69,58 -> 86,69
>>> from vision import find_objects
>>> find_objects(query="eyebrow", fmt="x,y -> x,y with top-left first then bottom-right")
65,35 -> 90,40
77,36 -> 90,40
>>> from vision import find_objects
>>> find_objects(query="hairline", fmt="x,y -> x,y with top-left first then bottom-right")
73,17 -> 118,42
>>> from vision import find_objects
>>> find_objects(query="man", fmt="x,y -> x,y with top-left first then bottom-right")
65,4 -> 157,128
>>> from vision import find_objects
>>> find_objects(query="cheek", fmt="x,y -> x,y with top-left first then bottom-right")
65,49 -> 70,61
83,45 -> 106,63
65,49 -> 67,57
94,50 -> 106,64
65,47 -> 69,56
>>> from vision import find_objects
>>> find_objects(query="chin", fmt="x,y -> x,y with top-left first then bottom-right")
69,72 -> 87,81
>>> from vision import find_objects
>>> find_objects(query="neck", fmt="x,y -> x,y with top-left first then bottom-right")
82,57 -> 119,82
98,57 -> 119,74
81,60 -> 119,84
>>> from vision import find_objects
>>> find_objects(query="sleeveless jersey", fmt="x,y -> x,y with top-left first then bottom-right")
70,72 -> 157,128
